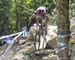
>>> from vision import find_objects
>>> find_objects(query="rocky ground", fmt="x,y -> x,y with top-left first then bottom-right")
0,37 -> 58,60
0,25 -> 75,60
0,36 -> 75,60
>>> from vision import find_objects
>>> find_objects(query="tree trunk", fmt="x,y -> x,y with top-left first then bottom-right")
20,0 -> 24,29
3,17 -> 9,35
56,0 -> 71,60
15,0 -> 18,32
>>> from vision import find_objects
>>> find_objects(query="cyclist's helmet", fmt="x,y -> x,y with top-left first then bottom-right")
35,6 -> 47,15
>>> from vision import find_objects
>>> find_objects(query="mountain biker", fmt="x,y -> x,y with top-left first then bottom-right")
28,6 -> 49,34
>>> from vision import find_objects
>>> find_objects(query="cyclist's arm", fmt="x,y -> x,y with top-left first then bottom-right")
36,15 -> 40,26
45,15 -> 49,31
28,15 -> 34,26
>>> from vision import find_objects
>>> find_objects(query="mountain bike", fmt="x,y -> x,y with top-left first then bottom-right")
34,16 -> 47,51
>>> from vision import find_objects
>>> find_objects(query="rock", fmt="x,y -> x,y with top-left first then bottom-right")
45,35 -> 57,49
45,25 -> 58,49
18,39 -> 26,45
42,54 -> 58,60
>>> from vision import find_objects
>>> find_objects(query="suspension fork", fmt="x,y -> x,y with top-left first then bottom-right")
38,28 -> 41,50
43,26 -> 47,49
34,25 -> 41,50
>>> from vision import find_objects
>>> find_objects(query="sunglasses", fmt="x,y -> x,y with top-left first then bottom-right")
38,10 -> 44,13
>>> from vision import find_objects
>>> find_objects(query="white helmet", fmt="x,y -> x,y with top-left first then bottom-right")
35,6 -> 47,14
37,6 -> 46,11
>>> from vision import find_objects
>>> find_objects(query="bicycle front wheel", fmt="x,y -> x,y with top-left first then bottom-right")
34,30 -> 41,51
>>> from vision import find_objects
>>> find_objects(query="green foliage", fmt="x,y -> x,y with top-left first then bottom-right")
0,0 -> 74,35
69,0 -> 75,17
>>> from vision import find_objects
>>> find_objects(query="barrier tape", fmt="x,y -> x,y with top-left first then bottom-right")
55,47 -> 67,54
0,26 -> 27,40
57,42 -> 68,47
1,31 -> 23,57
57,34 -> 71,38
55,42 -> 69,54
0,32 -> 21,40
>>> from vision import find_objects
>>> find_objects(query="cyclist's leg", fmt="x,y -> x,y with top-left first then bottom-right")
35,15 -> 41,25
45,15 -> 49,35
38,30 -> 40,50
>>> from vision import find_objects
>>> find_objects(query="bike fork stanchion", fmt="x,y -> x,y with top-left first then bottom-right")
34,32 -> 37,50
38,32 -> 40,50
